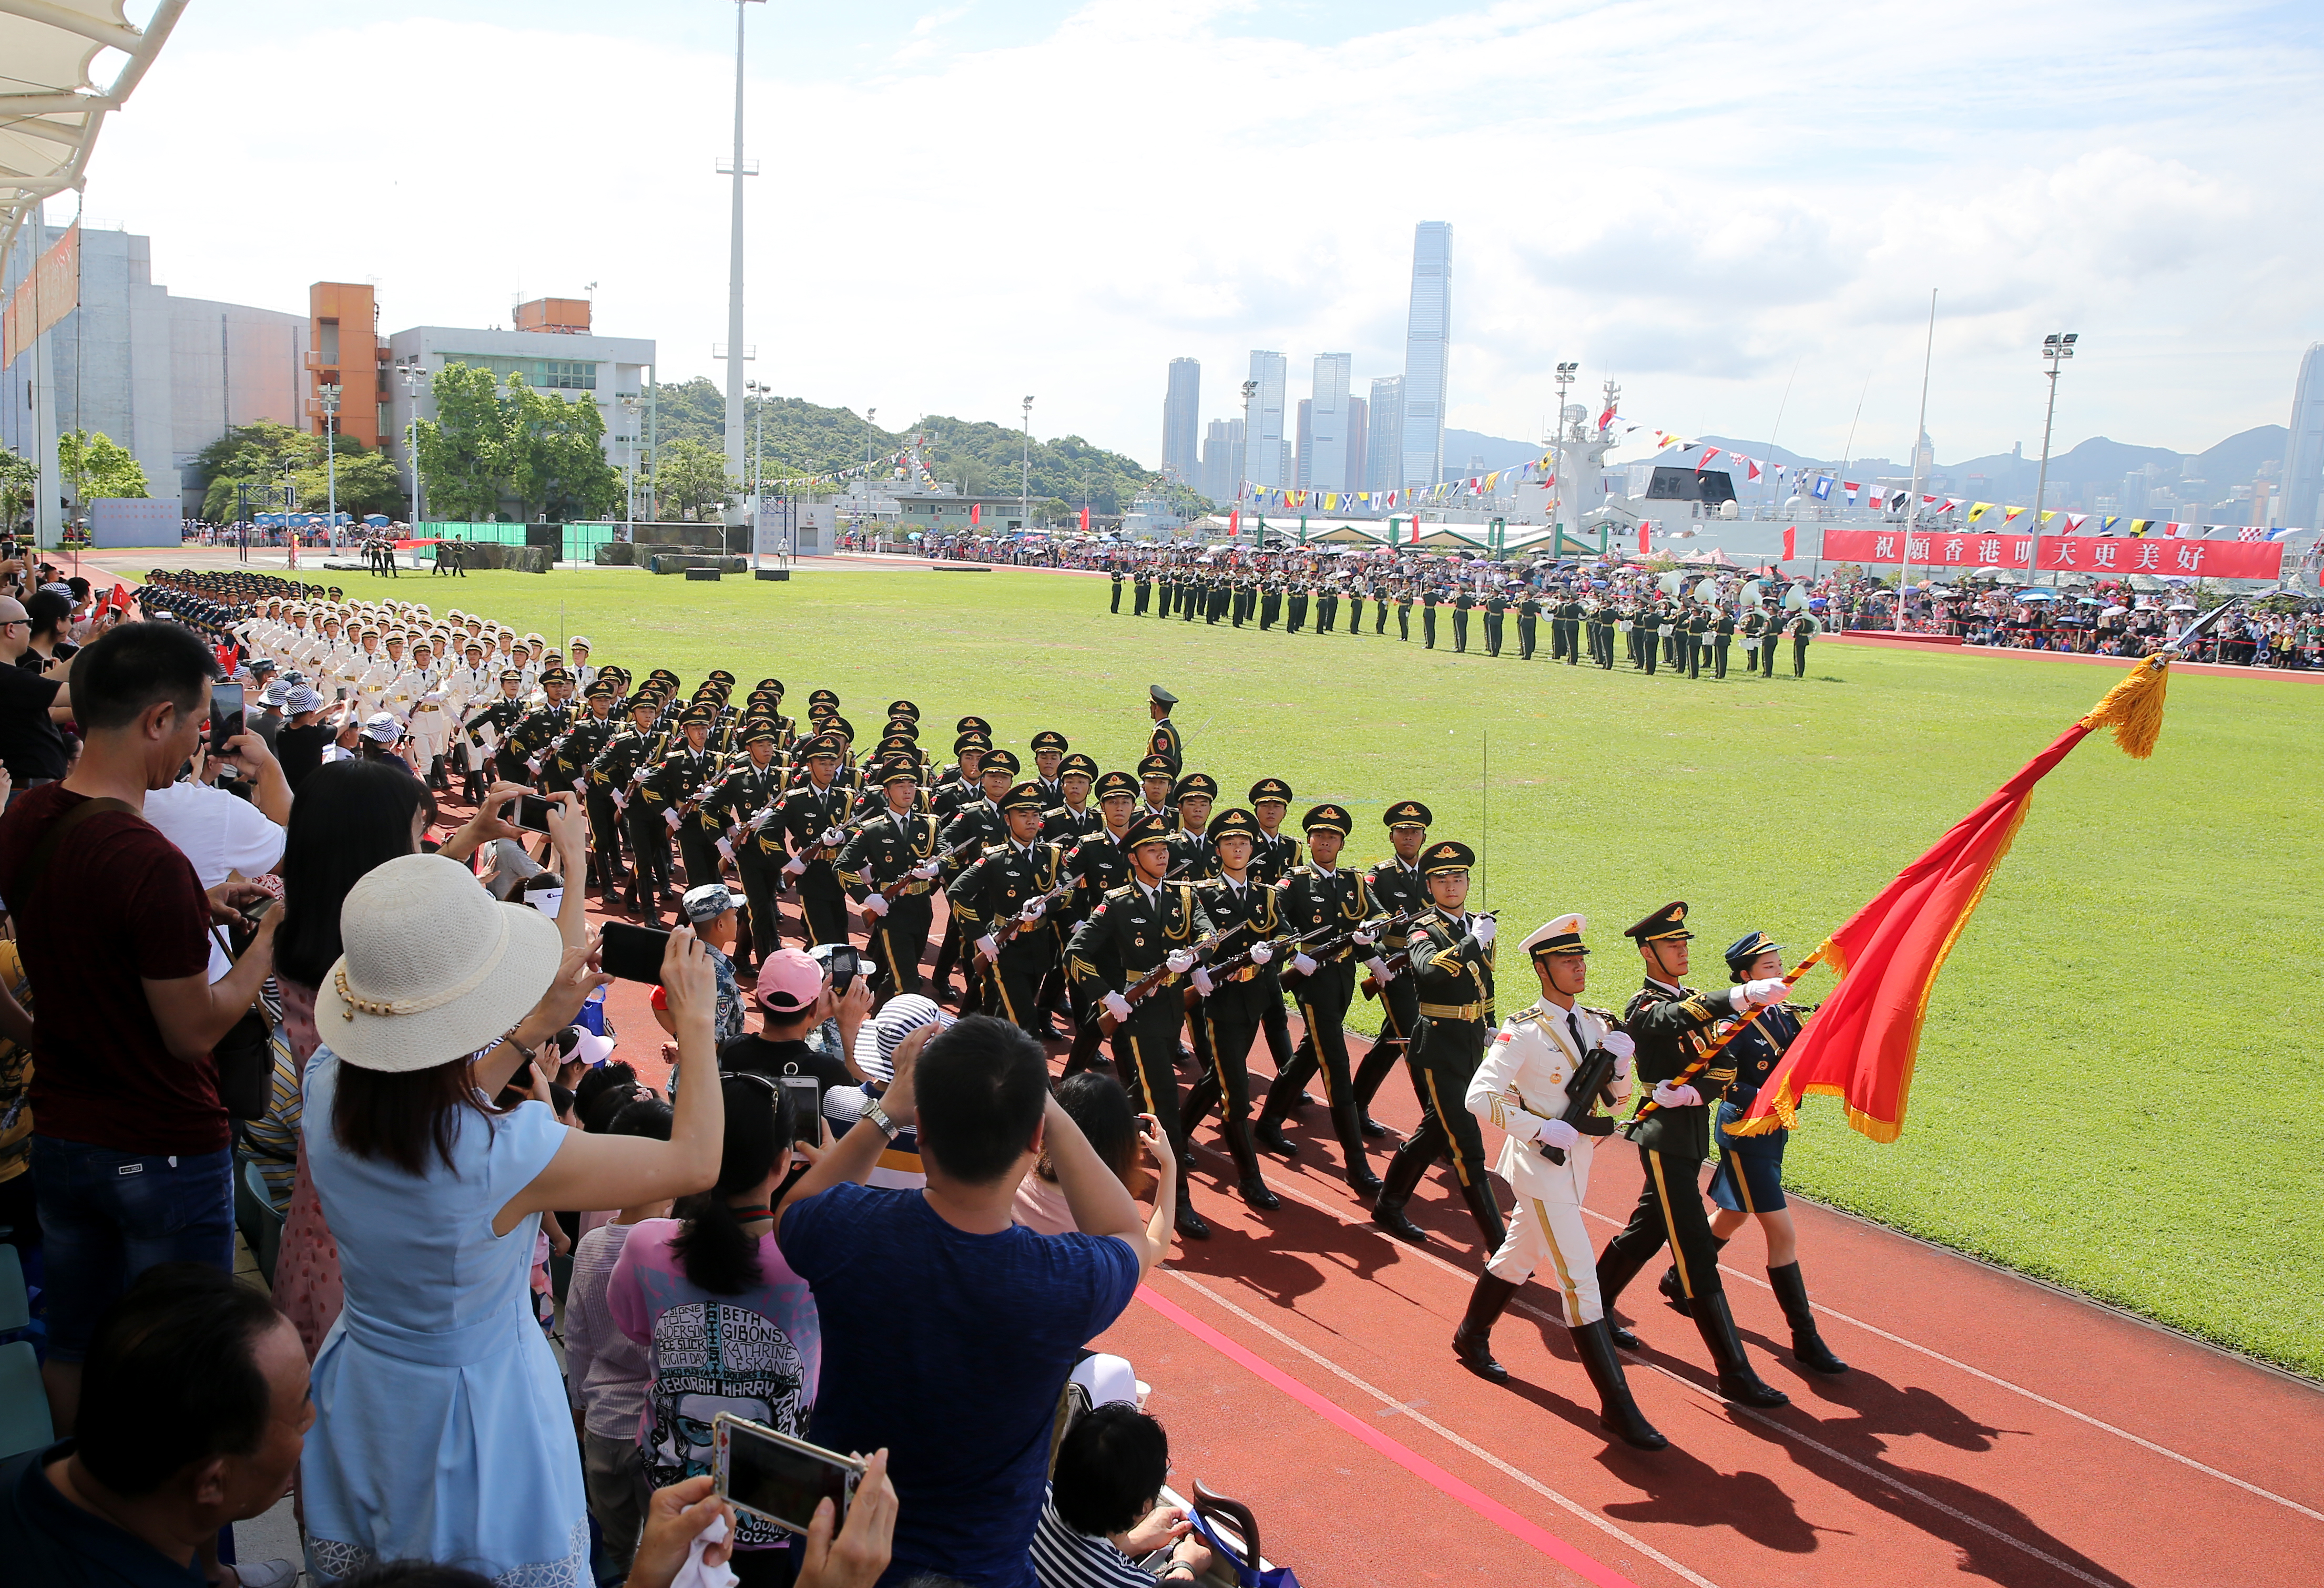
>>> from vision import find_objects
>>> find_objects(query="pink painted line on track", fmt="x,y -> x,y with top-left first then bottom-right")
1134,1284 -> 1644,1588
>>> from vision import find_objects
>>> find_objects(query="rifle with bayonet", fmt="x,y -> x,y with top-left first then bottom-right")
879,829 -> 986,901
971,867 -> 1078,974
1278,908 -> 1416,991
1179,918 -> 1339,1008
1093,930 -> 1224,1035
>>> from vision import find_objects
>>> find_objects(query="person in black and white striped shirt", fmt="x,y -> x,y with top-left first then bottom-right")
1030,1404 -> 1211,1588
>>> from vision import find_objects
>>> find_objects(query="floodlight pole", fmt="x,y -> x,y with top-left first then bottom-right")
1898,289 -> 1936,632
1551,362 -> 1576,541
1021,395 -> 1034,532
722,1 -> 764,498
1237,378 -> 1257,540
2035,331 -> 2076,588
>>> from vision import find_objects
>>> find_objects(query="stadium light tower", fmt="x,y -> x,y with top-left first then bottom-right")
1021,395 -> 1035,532
2034,332 -> 2077,535
721,1 -> 766,497
1237,378 -> 1257,538
1552,361 -> 1578,539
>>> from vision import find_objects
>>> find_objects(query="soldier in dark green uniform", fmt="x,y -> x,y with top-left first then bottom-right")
1515,589 -> 1541,660
1371,841 -> 1503,1251
1178,806 -> 1290,1210
1451,585 -> 1473,653
772,732 -> 858,950
1259,576 -> 1282,631
1395,582 -> 1413,641
595,693 -> 670,917
1164,773 -> 1218,883
1041,752 -> 1103,845
1110,567 -> 1124,613
1421,583 -> 1440,649
1316,577 -> 1339,636
1593,900 -> 1793,1406
1286,577 -> 1308,634
637,702 -> 721,895
1145,683 -> 1183,776
1058,770 -> 1141,1077
1064,813 -> 1217,1240
1133,566 -> 1152,615
564,680 -> 625,892
1352,801 -> 1430,1136
1250,805 -> 1387,1194
1712,602 -> 1737,679
948,780 -> 1072,1036
1686,602 -> 1711,679
1791,608 -> 1819,677
1243,777 -> 1306,1094
1482,586 -> 1506,657
700,723 -> 789,968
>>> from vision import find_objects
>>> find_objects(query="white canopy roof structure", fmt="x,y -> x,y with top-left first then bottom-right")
0,0 -> 186,261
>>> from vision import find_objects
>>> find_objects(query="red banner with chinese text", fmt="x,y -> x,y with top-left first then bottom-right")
1820,528 -> 2284,580
1821,527 -> 2035,569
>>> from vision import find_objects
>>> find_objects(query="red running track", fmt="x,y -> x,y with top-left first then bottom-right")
556,868 -> 2320,1588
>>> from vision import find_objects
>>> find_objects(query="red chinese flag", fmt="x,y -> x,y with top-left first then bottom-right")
109,581 -> 130,612
1732,660 -> 2173,1144
1781,526 -> 1796,561
215,644 -> 237,673
1638,521 -> 1652,555
970,503 -> 981,526
1079,506 -> 1090,532
1229,508 -> 1240,537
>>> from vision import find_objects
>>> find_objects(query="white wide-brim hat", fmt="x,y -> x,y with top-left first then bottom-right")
319,853 -> 564,1072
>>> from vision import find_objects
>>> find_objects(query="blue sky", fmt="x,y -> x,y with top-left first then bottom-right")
64,2 -> 2324,470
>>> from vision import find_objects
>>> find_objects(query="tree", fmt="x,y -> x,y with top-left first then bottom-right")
291,445 -> 408,521
506,378 -> 621,521
57,429 -> 148,507
0,450 -> 34,532
654,437 -> 736,521
413,362 -> 516,522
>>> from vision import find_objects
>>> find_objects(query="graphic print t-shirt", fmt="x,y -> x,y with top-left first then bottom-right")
606,1218 -> 822,1549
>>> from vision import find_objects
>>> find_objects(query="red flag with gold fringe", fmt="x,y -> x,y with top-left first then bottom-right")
1730,656 -> 2174,1144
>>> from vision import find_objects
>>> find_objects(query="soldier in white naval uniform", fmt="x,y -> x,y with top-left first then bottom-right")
1453,912 -> 1668,1451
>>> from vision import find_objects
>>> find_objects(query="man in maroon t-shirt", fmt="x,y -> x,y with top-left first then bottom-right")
0,620 -> 278,1432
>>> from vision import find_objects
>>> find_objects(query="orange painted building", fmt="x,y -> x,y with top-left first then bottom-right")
306,282 -> 389,448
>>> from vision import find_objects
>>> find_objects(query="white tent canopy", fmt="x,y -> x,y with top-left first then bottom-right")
0,1 -> 186,261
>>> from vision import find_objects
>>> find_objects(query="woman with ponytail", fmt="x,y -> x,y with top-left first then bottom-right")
609,1056 -> 914,1584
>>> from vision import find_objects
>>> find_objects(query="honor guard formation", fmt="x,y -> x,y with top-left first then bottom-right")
168,566 -> 1849,1453
1110,554 -> 1825,677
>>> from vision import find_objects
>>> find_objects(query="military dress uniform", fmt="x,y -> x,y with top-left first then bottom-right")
1252,807 -> 1387,1194
946,785 -> 1071,1036
1146,685 -> 1183,776
774,744 -> 859,950
1515,593 -> 1541,660
1063,815 -> 1216,1238
1175,812 -> 1289,1209
640,711 -> 723,892
1451,588 -> 1473,653
1593,900 -> 1791,1408
701,735 -> 790,961
1790,611 -> 1819,677
596,712 -> 672,912
1421,586 -> 1440,649
1244,780 -> 1306,1085
1354,803 -> 1432,1128
1286,581 -> 1308,634
1133,569 -> 1153,616
1441,912 -> 1668,1449
839,772 -> 944,999
1712,609 -> 1736,679
1371,843 -> 1503,1251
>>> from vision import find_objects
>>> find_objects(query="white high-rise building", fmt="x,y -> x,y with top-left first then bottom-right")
1247,350 -> 1289,489
2281,344 -> 2324,531
1367,375 -> 1404,491
1306,353 -> 1351,496
1200,418 -> 1243,505
1400,222 -> 1452,489
1161,357 -> 1200,483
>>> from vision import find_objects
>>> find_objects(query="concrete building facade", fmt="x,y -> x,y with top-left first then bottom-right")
1161,357 -> 1200,483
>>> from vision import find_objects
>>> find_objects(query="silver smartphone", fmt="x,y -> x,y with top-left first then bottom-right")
713,1414 -> 863,1537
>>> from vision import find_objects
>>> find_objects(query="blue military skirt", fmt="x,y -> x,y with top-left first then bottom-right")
1708,1098 -> 1787,1213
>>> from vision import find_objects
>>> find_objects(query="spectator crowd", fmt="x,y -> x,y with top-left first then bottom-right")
0,586 -> 1230,1588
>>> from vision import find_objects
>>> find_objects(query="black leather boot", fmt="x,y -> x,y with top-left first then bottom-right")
1691,1289 -> 1790,1407
1659,1236 -> 1727,1318
1768,1262 -> 1848,1374
1330,1097 -> 1380,1195
1453,1273 -> 1521,1383
1370,1140 -> 1429,1244
1251,1095 -> 1298,1158
1456,1174 -> 1507,1254
1596,1242 -> 1650,1349
1222,1120 -> 1279,1210
1571,1319 -> 1668,1451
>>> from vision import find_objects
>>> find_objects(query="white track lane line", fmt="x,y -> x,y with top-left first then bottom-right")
1207,1156 -> 2324,1536
1163,1268 -> 1727,1588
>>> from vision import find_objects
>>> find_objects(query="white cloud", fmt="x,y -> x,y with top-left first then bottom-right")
65,0 -> 2324,470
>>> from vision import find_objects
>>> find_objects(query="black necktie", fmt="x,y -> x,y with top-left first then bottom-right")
1568,1011 -> 1586,1057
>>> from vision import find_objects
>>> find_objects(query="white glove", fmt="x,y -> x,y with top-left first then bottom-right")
1191,968 -> 1215,997
1613,1056 -> 1634,1081
976,935 -> 1000,960
1740,977 -> 1788,1008
611,791 -> 629,812
1600,1031 -> 1635,1061
1651,1080 -> 1702,1110
1365,956 -> 1392,983
1291,951 -> 1318,978
1472,916 -> 1497,946
1248,941 -> 1274,965
781,855 -> 807,877
525,757 -> 542,775
1102,991 -> 1133,1023
1540,1119 -> 1583,1152
1352,924 -> 1378,947
861,893 -> 888,918
664,810 -> 681,831
912,859 -> 942,879
1165,949 -> 1196,974
820,825 -> 846,847
715,837 -> 736,863
1017,898 -> 1045,924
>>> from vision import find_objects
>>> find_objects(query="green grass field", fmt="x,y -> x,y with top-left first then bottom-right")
332,564 -> 2322,1374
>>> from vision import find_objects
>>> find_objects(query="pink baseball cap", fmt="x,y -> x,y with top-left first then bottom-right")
755,948 -> 825,1013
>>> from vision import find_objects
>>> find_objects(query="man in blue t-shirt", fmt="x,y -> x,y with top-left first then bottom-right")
781,1015 -> 1175,1588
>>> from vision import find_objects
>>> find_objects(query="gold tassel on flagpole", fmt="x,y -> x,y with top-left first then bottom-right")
2078,653 -> 2170,760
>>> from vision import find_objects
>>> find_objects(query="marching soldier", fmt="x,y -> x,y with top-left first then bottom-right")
1563,589 -> 1589,667
1041,752 -> 1103,844
700,724 -> 789,967
1421,582 -> 1440,649
1353,801 -> 1430,1134
596,694 -> 671,917
1164,773 -> 1218,882
1058,770 -> 1142,1075
1790,606 -> 1819,677
1133,566 -> 1153,616
1146,683 -> 1183,776
1028,729 -> 1070,806
1064,813 -> 1216,1240
1712,602 -> 1737,679
640,703 -> 723,893
1244,777 -> 1306,1090
1259,576 -> 1282,632
1482,586 -> 1506,657
839,759 -> 946,998
1451,585 -> 1473,653
561,681 -> 625,889
1656,930 -> 1848,1376
1286,578 -> 1308,634
947,781 -> 1072,1036
1515,589 -> 1541,661
1346,579 -> 1365,638
463,667 -> 528,791
1178,807 -> 1289,1210
936,747 -> 1021,1007
1448,914 -> 1668,1452
1395,582 -> 1413,642
1110,567 -> 1124,613
1594,901 -> 1794,1407
1316,577 -> 1339,636
773,732 -> 859,950
1371,842 -> 1502,1252
1251,804 -> 1388,1193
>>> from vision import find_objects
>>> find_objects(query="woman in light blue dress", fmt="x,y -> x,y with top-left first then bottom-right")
295,849 -> 726,1585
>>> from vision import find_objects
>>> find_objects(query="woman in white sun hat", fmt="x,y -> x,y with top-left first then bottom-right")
298,852 -> 728,1585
